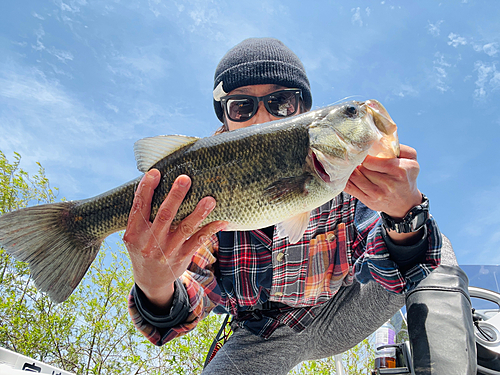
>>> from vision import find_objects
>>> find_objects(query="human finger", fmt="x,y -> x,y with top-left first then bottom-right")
354,159 -> 418,195
346,167 -> 383,197
177,220 -> 228,262
398,144 -> 417,160
166,196 -> 217,250
344,172 -> 369,201
149,174 -> 192,239
360,144 -> 417,174
125,169 -> 161,235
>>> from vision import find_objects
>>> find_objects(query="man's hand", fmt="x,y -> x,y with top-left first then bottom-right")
344,144 -> 424,245
123,169 -> 227,312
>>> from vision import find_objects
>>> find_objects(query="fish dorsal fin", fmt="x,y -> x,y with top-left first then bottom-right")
276,211 -> 311,244
134,135 -> 200,172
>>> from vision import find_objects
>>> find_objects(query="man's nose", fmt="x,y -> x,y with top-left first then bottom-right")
251,101 -> 274,124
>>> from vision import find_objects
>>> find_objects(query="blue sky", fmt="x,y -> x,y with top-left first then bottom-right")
0,0 -> 499,265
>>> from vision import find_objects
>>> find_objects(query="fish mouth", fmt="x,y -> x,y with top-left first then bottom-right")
311,150 -> 331,183
362,100 -> 400,158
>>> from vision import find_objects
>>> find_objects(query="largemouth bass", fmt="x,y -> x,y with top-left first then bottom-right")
0,99 -> 399,303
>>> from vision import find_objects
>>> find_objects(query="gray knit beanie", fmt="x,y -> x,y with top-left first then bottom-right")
213,38 -> 312,123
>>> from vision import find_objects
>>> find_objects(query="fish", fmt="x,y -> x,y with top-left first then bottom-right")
0,99 -> 399,303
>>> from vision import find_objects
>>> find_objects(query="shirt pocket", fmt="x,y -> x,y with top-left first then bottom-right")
303,223 -> 350,304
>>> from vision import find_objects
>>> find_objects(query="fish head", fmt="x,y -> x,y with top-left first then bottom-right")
307,100 -> 400,186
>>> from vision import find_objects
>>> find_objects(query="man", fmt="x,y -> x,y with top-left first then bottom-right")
125,38 -> 475,374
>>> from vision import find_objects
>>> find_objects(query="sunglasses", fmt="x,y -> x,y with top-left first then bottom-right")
220,89 -> 302,122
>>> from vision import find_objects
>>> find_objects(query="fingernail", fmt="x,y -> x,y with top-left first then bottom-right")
177,176 -> 189,187
205,199 -> 216,211
217,221 -> 228,231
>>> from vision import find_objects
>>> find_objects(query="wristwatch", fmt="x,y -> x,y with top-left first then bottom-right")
380,194 -> 430,233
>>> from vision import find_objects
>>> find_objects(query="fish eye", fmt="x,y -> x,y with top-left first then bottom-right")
345,105 -> 358,118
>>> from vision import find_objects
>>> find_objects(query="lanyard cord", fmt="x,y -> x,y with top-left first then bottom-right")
203,314 -> 232,368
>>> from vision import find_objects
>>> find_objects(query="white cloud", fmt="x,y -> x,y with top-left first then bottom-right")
50,48 -> 74,63
394,84 -> 418,98
473,61 -> 500,99
188,6 -> 219,32
105,45 -> 170,94
32,12 -> 45,20
0,67 -> 113,140
448,32 -> 467,47
55,0 -> 88,13
31,25 -> 74,63
147,0 -> 163,17
60,3 -> 73,12
492,69 -> 500,88
0,62 -> 129,194
105,102 -> 119,113
473,43 -> 498,56
483,43 -> 498,57
433,52 -> 451,93
351,7 -> 363,27
427,20 -> 443,37
32,25 -> 46,51
47,62 -> 74,78
119,53 -> 165,76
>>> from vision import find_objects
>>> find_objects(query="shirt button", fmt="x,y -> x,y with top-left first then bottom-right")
327,233 -> 336,242
274,292 -> 283,297
276,252 -> 285,262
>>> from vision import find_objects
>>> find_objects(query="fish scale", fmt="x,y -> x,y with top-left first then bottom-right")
0,99 -> 399,302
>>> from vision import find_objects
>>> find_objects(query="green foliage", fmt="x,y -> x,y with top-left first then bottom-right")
0,151 -> 229,374
0,150 -> 58,213
290,338 -> 375,375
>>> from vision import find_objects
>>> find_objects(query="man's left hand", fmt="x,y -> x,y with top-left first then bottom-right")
344,144 -> 424,245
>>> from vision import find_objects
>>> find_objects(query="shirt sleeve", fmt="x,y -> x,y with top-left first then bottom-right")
352,200 -> 442,294
128,235 -> 223,346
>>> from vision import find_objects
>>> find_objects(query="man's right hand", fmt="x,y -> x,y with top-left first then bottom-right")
123,169 -> 227,313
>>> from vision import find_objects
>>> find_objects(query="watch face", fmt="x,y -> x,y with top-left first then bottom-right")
409,211 -> 429,232
382,195 -> 430,233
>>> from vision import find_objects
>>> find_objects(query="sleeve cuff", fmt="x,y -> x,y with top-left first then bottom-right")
354,217 -> 442,294
132,279 -> 191,329
382,225 -> 428,273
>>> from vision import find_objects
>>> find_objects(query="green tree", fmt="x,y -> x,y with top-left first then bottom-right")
0,151 -> 228,374
0,151 -> 376,374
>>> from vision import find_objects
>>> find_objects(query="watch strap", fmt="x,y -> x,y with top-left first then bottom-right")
380,194 -> 430,233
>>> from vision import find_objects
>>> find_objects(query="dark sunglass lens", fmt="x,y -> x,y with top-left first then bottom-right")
227,98 -> 255,121
267,91 -> 298,117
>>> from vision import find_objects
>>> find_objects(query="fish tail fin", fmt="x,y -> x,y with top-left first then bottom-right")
365,99 -> 400,158
0,202 -> 102,303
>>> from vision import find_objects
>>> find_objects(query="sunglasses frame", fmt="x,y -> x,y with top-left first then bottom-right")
220,88 -> 302,122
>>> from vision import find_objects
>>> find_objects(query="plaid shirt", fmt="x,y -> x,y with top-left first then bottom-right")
128,193 -> 442,344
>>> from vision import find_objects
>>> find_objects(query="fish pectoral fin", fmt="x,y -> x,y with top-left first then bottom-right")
134,135 -> 200,172
264,174 -> 312,203
276,211 -> 311,244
